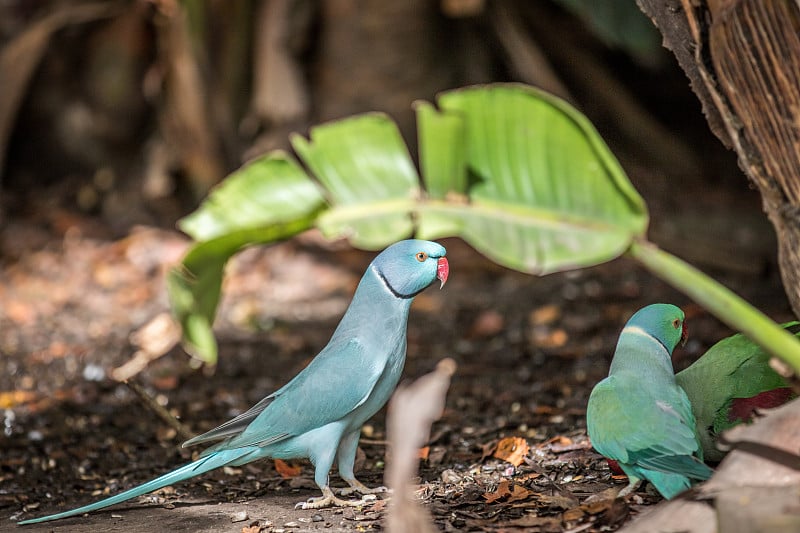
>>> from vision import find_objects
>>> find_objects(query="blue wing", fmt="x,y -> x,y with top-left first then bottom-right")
196,338 -> 388,452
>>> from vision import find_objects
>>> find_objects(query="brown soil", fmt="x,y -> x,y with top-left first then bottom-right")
0,181 -> 793,532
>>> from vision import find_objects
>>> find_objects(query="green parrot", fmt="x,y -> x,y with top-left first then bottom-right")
676,324 -> 796,462
587,304 -> 713,499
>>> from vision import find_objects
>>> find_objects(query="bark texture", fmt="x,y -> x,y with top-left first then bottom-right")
637,0 -> 800,317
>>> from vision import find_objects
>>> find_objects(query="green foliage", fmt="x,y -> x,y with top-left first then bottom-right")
167,153 -> 324,362
290,113 -> 420,249
417,85 -> 647,273
168,83 -> 800,375
170,84 -> 648,363
629,241 -> 800,379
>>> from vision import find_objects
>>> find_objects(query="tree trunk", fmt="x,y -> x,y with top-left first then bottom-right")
636,0 -> 800,317
311,0 -> 457,147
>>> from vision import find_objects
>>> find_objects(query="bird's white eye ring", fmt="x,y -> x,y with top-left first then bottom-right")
672,319 -> 681,329
415,251 -> 428,262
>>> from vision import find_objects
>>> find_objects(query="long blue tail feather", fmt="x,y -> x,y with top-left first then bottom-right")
18,448 -> 252,525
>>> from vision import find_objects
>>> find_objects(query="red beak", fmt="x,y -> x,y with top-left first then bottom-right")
680,321 -> 689,347
437,257 -> 449,289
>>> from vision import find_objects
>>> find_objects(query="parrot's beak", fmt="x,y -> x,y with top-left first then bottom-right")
436,257 -> 449,289
680,322 -> 689,347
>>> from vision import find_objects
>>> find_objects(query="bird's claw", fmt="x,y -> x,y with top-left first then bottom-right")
617,479 -> 641,498
337,484 -> 390,497
295,493 -> 377,510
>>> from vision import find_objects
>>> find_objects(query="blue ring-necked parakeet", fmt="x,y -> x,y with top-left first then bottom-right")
586,304 -> 713,499
676,324 -> 797,462
19,239 -> 449,525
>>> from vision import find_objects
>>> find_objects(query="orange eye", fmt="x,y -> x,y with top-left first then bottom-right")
672,319 -> 681,329
415,251 -> 428,262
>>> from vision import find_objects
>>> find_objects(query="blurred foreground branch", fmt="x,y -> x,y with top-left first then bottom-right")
385,358 -> 456,533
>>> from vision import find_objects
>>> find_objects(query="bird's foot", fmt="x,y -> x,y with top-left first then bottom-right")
617,479 -> 642,498
295,487 -> 378,510
338,480 -> 391,497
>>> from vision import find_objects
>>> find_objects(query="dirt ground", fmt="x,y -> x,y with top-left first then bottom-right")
0,175 -> 794,531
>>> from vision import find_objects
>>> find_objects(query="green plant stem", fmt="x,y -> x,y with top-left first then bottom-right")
628,239 -> 800,375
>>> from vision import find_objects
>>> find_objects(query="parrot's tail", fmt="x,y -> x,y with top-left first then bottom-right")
18,447 -> 254,525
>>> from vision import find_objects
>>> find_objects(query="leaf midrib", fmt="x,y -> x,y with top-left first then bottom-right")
320,196 -> 646,233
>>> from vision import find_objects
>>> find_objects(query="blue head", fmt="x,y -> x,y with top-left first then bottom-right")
371,239 -> 448,298
625,303 -> 687,355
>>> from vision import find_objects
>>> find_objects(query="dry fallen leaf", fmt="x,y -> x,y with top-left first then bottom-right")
516,472 -> 542,483
562,507 -> 585,522
623,400 -> 800,533
5,300 -> 36,326
536,493 -> 579,510
369,499 -> 389,513
274,459 -> 302,478
493,436 -> 530,467
129,312 -> 181,356
583,487 -> 621,506
506,514 -> 562,528
532,327 -> 568,348
508,485 -> 534,503
483,480 -> 533,504
113,313 -> 182,382
550,435 -> 573,446
483,480 -> 510,503
151,375 -> 179,391
582,496 -> 617,514
470,310 -> 505,338
417,446 -> 430,460
529,304 -> 561,325
0,390 -> 38,409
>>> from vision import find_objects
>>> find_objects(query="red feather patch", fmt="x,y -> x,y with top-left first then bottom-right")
728,388 -> 794,423
606,458 -> 625,476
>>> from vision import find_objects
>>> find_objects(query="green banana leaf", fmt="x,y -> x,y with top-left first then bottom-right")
167,83 -> 800,375
416,85 -> 647,273
168,84 -> 647,363
167,153 -> 325,361
290,113 -> 420,249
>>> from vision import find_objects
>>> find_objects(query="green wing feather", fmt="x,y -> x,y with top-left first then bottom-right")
676,324 -> 795,416
676,323 -> 797,460
587,375 -> 710,479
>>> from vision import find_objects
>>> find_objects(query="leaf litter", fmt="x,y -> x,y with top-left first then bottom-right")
1,224 -> 796,531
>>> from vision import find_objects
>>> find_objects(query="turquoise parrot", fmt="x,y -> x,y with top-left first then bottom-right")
676,324 -> 796,462
19,239 -> 449,525
586,304 -> 713,499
